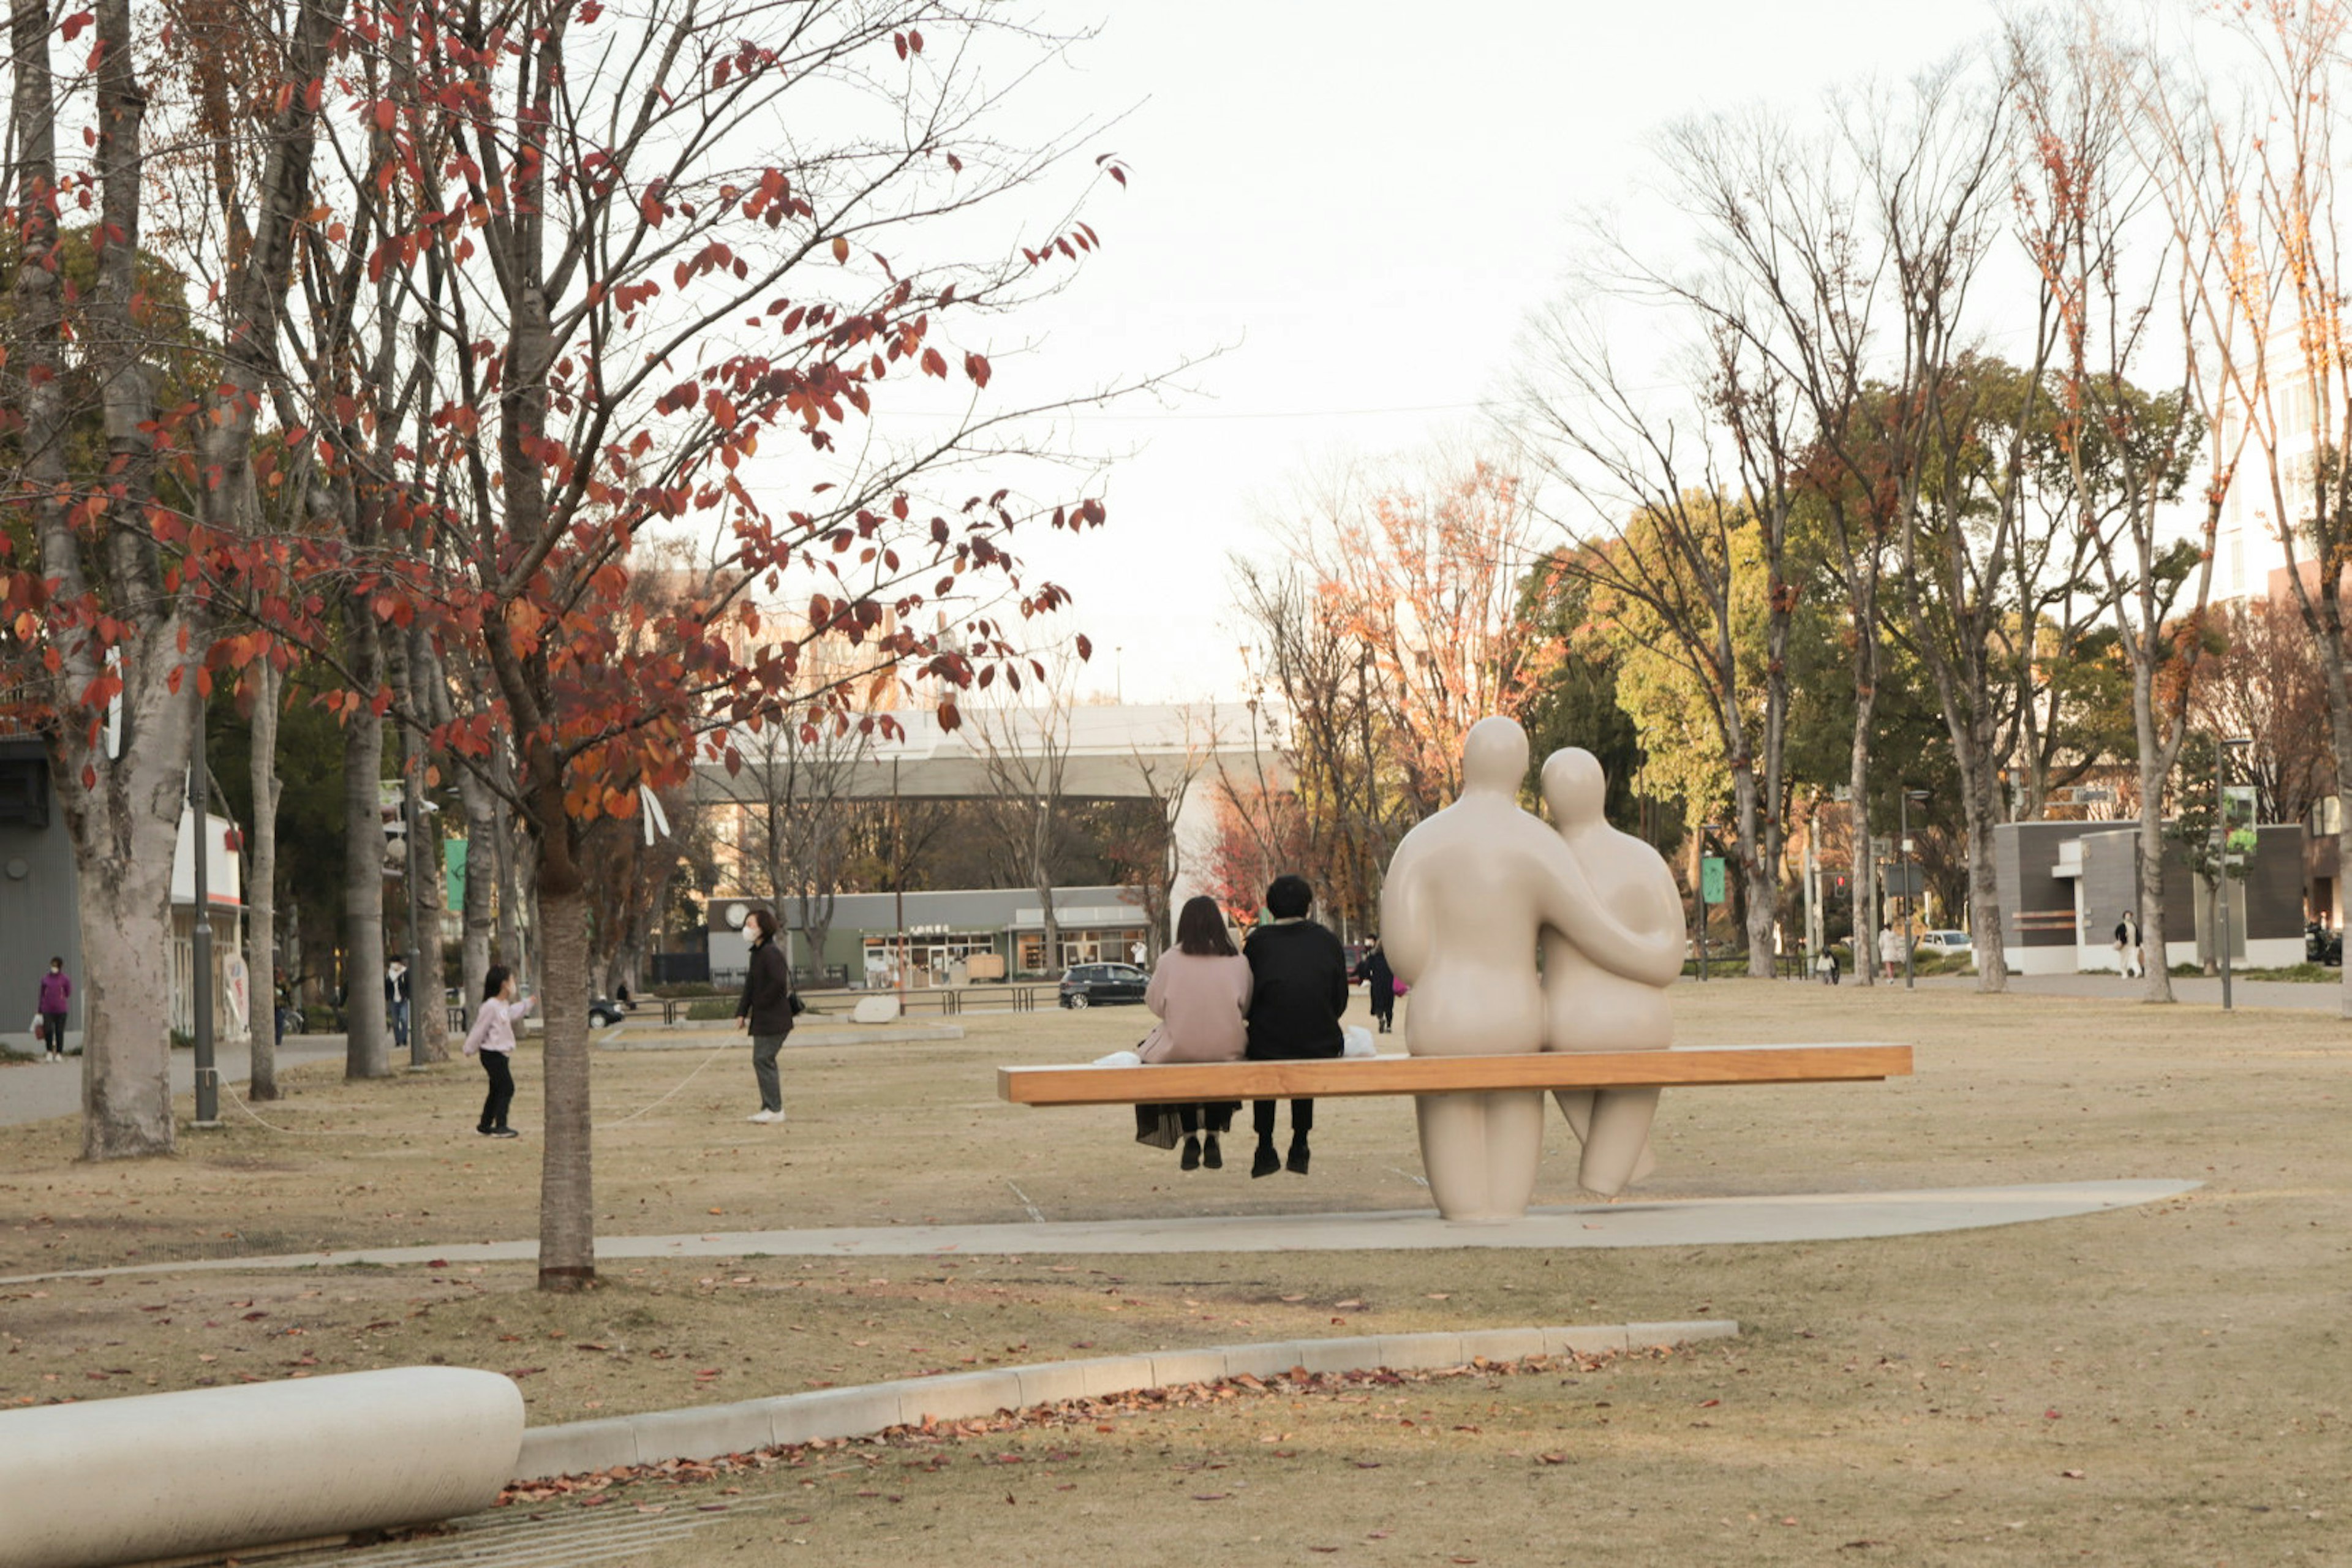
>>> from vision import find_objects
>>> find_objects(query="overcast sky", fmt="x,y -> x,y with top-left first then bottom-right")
898,0 -> 2019,703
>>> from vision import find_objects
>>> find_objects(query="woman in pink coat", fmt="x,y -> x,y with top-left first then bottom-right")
1140,896 -> 1253,1170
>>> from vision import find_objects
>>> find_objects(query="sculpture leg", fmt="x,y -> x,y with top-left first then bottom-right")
1578,1087 -> 1661,1196
1415,1093 -> 1497,1222
1552,1088 -> 1594,1147
1483,1091 -> 1545,1220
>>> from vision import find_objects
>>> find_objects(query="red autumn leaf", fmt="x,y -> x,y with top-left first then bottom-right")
963,352 -> 990,388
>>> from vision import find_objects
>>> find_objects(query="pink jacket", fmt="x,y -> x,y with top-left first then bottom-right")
1139,951 -> 1251,1063
463,997 -> 534,1056
38,971 -> 70,1014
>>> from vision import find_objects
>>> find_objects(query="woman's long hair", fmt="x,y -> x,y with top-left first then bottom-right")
1175,896 -> 1238,958
482,964 -> 511,1004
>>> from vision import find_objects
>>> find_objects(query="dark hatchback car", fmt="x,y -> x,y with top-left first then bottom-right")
1057,963 -> 1150,1009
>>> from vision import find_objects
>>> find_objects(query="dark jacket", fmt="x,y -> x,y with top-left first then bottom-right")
1353,946 -> 1394,1004
1243,919 -> 1349,1060
736,937 -> 796,1038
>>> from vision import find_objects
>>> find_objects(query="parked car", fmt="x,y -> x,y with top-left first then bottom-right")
2306,922 -> 2342,966
1913,930 -> 1973,959
589,996 -> 629,1027
1058,963 -> 1150,1009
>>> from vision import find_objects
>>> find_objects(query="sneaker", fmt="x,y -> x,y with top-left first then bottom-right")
747,1109 -> 781,1124
489,1127 -> 520,1139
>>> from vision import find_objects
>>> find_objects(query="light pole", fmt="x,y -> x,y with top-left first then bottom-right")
2217,736 -> 2253,1011
1901,788 -> 1929,990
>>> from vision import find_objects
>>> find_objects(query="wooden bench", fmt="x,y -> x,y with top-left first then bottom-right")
998,1042 -> 1912,1107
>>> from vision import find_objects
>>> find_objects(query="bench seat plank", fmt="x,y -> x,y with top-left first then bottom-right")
998,1043 -> 1912,1107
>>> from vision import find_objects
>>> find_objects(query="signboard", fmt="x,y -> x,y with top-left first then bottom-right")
2222,785 -> 2258,865
445,838 -> 467,914
1700,856 -> 1727,905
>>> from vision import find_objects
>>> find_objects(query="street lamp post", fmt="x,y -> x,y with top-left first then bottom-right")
2217,736 -> 2253,1011
1901,789 -> 1930,991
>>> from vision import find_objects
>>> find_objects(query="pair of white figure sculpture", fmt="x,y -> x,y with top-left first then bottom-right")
1381,717 -> 1686,1223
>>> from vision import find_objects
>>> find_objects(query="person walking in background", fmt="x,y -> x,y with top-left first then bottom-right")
385,958 -> 412,1052
36,957 -> 70,1062
1352,935 -> 1396,1035
1877,924 -> 1905,981
1243,874 -> 1351,1178
2114,910 -> 2143,978
1140,895 -> 1252,1170
461,964 -> 532,1138
736,907 -> 796,1125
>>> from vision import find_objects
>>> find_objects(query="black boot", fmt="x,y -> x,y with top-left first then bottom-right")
1180,1135 -> 1201,1171
1251,1140 -> 1280,1178
1286,1134 -> 1310,1175
1202,1133 -> 1223,1169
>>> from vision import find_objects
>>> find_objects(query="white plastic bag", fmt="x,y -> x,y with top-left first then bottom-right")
1341,1026 -> 1376,1059
1091,1049 -> 1142,1067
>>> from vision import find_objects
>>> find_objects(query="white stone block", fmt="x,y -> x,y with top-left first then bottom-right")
0,1367 -> 521,1568
513,1417 -> 640,1480
850,995 -> 902,1023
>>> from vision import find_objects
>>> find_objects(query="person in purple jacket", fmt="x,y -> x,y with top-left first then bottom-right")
37,958 -> 70,1063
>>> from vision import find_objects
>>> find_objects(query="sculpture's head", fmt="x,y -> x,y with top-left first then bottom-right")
1460,717 -> 1529,795
1542,747 -> 1606,828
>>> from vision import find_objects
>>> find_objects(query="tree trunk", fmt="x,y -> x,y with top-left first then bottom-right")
247,660 -> 284,1097
459,774 -> 496,1030
342,607 -> 390,1078
535,844 -> 595,1290
1961,742 -> 2008,992
2131,663 -> 2176,1004
1849,654 -> 1877,988
394,627 -> 449,1060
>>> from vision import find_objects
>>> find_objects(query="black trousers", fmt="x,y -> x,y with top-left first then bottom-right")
1253,1097 -> 1314,1139
478,1050 -> 515,1131
1177,1101 -> 1237,1136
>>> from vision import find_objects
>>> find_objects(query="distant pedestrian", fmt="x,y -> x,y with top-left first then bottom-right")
1815,949 -> 1840,987
735,907 -> 796,1125
461,964 -> 532,1138
1877,925 -> 1905,981
2114,910 -> 2142,978
1352,936 -> 1396,1034
36,957 -> 69,1062
385,958 -> 412,1051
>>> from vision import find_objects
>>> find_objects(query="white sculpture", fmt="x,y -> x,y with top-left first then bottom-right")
1539,746 -> 1684,1195
1381,718 -> 1682,1221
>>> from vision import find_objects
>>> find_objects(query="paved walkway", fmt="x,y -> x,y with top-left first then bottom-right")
0,1179 -> 2197,1286
1910,971 -> 2351,1010
0,1036 -> 353,1129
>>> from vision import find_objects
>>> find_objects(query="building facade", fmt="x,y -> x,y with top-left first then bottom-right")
704,885 -> 1152,987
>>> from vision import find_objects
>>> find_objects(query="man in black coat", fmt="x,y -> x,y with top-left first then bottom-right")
1243,873 -> 1351,1178
734,907 -> 796,1125
1353,936 -> 1396,1033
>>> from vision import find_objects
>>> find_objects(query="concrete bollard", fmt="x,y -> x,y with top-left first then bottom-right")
0,1368 -> 523,1568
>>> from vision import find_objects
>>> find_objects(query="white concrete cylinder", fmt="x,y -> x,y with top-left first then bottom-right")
0,1367 -> 524,1568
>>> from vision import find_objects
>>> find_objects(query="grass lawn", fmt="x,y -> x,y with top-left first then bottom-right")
2,982 -> 2347,1564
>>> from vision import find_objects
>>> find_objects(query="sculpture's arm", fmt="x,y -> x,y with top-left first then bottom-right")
1535,834 -> 1683,987
1379,850 -> 1430,982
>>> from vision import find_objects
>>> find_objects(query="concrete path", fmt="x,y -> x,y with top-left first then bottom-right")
0,1179 -> 2197,1286
1910,971 -> 2351,1010
0,1035 -> 352,1129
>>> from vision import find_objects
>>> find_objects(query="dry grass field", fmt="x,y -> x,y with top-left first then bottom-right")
2,981 -> 2346,1564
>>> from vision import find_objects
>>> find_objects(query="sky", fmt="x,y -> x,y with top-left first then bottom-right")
907,0 -> 2016,703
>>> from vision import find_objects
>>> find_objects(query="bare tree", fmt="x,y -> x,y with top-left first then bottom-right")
971,663 -> 1079,973
2013,14 -> 2217,1003
1510,304 -> 1801,978
2163,2 -> 2352,1014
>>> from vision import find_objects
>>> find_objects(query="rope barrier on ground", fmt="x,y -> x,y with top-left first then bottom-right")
211,1031 -> 744,1136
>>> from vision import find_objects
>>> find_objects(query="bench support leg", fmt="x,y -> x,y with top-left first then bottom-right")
1415,1090 -> 1544,1223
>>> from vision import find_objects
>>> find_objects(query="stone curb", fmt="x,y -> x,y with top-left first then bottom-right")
510,1319 -> 1738,1482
